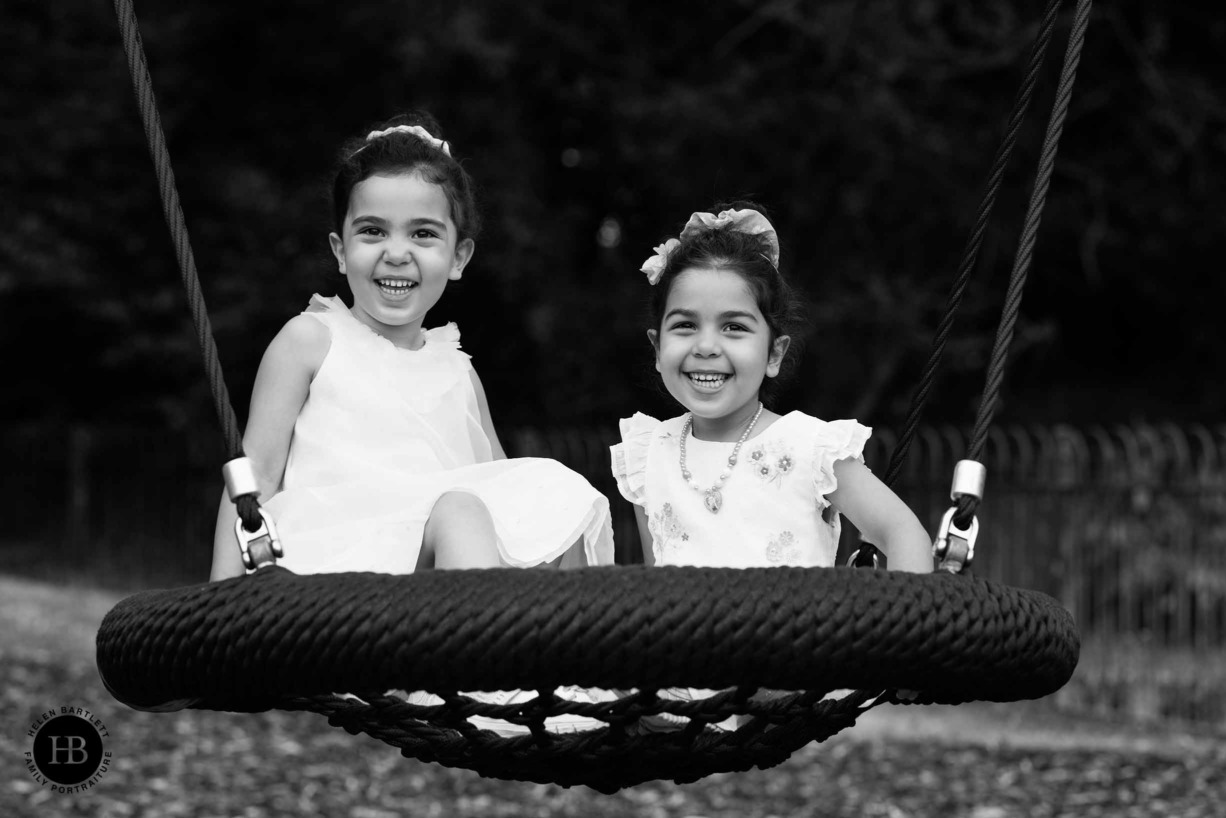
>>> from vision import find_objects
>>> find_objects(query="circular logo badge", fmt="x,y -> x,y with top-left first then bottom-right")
25,708 -> 112,794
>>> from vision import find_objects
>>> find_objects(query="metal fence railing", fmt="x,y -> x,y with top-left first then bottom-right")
513,423 -> 1226,651
5,422 -> 1225,725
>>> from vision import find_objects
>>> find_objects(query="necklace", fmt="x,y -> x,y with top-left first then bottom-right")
679,402 -> 763,514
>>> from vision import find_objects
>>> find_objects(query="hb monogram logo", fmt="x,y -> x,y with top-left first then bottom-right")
26,708 -> 112,794
48,735 -> 90,765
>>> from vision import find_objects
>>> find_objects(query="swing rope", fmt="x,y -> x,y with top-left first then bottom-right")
881,0 -> 1064,491
97,0 -> 1086,794
855,0 -> 1076,567
955,0 -> 1095,527
112,0 -> 261,532
854,0 -> 1094,569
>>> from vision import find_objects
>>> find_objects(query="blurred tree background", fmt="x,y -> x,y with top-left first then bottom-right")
7,0 -> 1226,740
3,0 -> 1224,437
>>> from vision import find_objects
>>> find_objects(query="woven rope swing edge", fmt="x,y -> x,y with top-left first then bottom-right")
98,566 -> 1078,709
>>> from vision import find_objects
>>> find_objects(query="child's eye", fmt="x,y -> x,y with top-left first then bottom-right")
412,229 -> 440,240
725,323 -> 747,332
669,321 -> 695,331
358,226 -> 384,237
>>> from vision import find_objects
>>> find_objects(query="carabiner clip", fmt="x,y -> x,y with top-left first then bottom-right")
932,506 -> 978,574
234,508 -> 283,571
845,546 -> 881,569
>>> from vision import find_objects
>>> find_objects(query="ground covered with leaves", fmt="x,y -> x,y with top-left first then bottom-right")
3,577 -> 1223,818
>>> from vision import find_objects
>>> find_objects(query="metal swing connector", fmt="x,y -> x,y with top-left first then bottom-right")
845,545 -> 880,569
933,507 -> 978,574
932,460 -> 986,574
223,457 -> 283,571
233,509 -> 283,571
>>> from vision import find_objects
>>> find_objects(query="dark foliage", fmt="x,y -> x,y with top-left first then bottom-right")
4,1 -> 1225,433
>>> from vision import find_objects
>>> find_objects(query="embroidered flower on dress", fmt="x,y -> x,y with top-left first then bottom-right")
749,442 -> 795,487
651,502 -> 689,556
765,531 -> 800,564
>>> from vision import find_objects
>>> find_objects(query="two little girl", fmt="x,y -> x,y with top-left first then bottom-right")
210,111 -> 931,585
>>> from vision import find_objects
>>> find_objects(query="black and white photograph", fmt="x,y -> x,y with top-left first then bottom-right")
3,1 -> 1224,816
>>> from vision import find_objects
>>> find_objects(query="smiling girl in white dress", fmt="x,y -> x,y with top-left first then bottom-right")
612,204 -> 932,573
210,113 -> 613,580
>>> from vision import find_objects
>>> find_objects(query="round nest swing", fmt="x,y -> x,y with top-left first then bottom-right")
97,0 -> 1088,794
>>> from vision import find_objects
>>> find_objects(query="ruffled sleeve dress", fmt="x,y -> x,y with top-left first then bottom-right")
263,295 -> 614,574
610,411 -> 871,567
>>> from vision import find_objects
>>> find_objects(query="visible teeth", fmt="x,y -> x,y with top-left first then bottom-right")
688,373 -> 727,385
377,279 -> 416,291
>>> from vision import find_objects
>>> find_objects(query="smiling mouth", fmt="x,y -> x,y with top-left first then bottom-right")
376,278 -> 418,296
686,372 -> 729,390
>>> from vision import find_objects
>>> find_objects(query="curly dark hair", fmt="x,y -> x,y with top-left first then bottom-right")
330,110 -> 481,243
646,201 -> 808,403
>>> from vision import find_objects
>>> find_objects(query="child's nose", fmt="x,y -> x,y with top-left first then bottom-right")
382,240 -> 412,264
693,331 -> 721,356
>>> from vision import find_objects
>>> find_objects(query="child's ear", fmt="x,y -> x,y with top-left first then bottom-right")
646,329 -> 661,373
329,233 -> 345,274
766,335 -> 791,378
449,238 -> 476,281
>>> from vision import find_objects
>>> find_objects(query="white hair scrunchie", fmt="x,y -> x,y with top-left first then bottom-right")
362,124 -> 452,156
638,208 -> 780,285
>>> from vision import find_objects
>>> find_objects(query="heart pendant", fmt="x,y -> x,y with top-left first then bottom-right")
703,489 -> 723,514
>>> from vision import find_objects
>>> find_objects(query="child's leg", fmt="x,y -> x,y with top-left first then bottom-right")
419,491 -> 502,569
553,537 -> 587,569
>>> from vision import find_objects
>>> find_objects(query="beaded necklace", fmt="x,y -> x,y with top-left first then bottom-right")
679,402 -> 763,514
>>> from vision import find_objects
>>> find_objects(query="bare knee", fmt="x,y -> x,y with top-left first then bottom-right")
421,491 -> 499,570
429,491 -> 489,522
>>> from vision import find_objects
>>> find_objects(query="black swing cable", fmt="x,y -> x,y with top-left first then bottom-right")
953,0 -> 1094,529
854,0 -> 1064,567
860,0 -> 1093,566
112,0 -> 263,535
880,0 -> 1065,491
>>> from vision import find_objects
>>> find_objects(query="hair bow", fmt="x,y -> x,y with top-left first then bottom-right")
639,239 -> 681,285
638,208 -> 780,285
365,125 -> 452,156
682,209 -> 779,266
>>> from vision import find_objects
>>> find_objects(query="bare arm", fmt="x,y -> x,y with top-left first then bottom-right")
633,504 -> 655,566
468,369 -> 507,460
209,315 -> 329,580
827,458 -> 933,573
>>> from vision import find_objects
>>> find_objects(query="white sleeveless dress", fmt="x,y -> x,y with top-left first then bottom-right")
263,295 -> 614,574
610,411 -> 871,567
